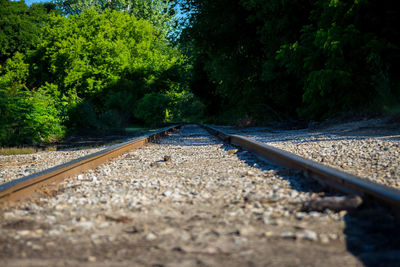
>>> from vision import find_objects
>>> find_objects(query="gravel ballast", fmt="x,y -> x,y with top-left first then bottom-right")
0,125 -> 398,266
218,118 -> 400,189
0,148 -> 105,184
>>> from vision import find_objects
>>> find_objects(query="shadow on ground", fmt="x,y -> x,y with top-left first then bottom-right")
231,140 -> 400,267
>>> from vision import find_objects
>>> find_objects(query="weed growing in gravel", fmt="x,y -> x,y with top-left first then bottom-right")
0,146 -> 57,155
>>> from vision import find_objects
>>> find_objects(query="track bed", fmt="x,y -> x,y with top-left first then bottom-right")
0,125 -> 399,266
216,118 -> 400,189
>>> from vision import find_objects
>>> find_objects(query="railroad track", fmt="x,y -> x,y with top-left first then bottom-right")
200,124 -> 400,216
2,123 -> 399,214
0,125 -> 182,204
1,124 -> 399,266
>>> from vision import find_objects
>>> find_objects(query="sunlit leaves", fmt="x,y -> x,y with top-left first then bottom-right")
53,0 -> 178,35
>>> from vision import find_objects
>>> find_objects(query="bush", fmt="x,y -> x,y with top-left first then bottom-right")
173,91 -> 205,122
0,89 -> 65,146
0,53 -> 65,146
133,93 -> 170,126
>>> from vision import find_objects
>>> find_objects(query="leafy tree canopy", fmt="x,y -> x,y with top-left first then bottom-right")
181,0 -> 400,122
0,0 -> 58,64
53,0 -> 178,34
29,8 -> 186,128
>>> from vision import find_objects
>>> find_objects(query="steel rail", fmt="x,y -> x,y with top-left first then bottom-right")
201,124 -> 400,212
0,125 -> 182,204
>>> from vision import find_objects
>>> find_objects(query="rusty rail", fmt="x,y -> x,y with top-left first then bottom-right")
201,124 -> 400,212
0,125 -> 182,204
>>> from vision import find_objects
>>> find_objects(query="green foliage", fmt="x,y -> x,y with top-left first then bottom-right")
68,99 -> 123,130
0,52 -> 29,86
53,0 -> 178,35
34,9 -> 153,98
180,0 -> 311,120
0,1 -> 67,146
290,0 -> 400,118
134,93 -> 170,126
167,90 -> 205,122
0,1 -> 187,146
2,0 -> 400,149
0,0 -> 57,64
22,90 -> 66,143
0,53 -> 65,146
29,9 -> 185,129
182,0 -> 400,121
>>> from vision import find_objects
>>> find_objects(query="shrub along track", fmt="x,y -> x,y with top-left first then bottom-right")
0,125 -> 399,266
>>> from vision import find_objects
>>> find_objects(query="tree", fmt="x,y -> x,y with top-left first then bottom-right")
53,0 -> 178,34
30,9 -> 186,128
0,0 -> 57,64
180,0 -> 310,121
277,0 -> 400,118
181,0 -> 400,122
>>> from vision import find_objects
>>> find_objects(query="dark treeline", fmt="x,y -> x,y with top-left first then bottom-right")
181,0 -> 400,123
1,0 -> 399,146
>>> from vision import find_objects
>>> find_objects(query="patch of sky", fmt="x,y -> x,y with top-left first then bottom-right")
24,0 -> 51,6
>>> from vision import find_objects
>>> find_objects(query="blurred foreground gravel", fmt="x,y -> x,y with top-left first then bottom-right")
1,125 -> 399,266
